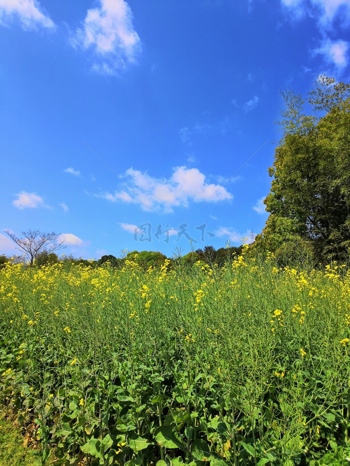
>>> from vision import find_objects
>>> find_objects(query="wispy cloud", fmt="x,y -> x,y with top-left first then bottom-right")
59,233 -> 84,246
280,0 -> 306,19
215,227 -> 256,244
314,38 -> 349,70
100,166 -> 233,213
280,0 -> 350,29
179,127 -> 191,144
312,0 -> 350,27
243,95 -> 259,112
64,167 -> 81,176
119,223 -> 143,234
60,202 -> 69,213
0,0 -> 54,30
280,1 -> 350,72
253,196 -> 267,214
72,0 -> 141,75
13,191 -> 45,209
179,123 -> 212,144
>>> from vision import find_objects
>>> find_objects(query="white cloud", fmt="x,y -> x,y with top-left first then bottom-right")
314,38 -> 349,70
0,0 -> 54,30
119,223 -> 142,234
64,167 -> 81,176
281,0 -> 350,26
313,0 -> 350,26
0,233 -> 17,254
243,95 -> 259,112
60,202 -> 69,213
13,191 -> 45,209
73,0 -> 141,74
253,196 -> 267,214
215,227 -> 256,244
216,175 -> 241,184
59,233 -> 84,246
281,0 -> 306,18
101,166 -> 233,213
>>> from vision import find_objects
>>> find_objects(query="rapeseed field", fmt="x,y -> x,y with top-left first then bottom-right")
1,252 -> 350,465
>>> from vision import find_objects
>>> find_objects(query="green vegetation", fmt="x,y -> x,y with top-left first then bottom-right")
1,254 -> 350,464
254,75 -> 350,263
0,410 -> 40,465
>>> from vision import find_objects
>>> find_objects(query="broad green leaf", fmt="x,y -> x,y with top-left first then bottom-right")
191,439 -> 211,461
117,423 -> 136,432
154,426 -> 184,450
210,459 -> 228,466
240,441 -> 256,457
170,458 -> 185,465
156,461 -> 167,466
128,433 -> 150,452
101,434 -> 113,450
81,438 -> 103,460
257,459 -> 271,466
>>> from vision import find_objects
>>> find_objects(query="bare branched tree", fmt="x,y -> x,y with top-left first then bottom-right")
4,230 -> 66,266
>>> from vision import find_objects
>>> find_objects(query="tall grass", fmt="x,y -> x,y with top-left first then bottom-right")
1,253 -> 350,465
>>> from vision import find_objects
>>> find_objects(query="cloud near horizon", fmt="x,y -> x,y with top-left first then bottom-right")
101,166 -> 233,212
73,0 -> 141,75
0,232 -> 18,253
0,0 -> 54,30
13,191 -> 45,209
215,227 -> 256,244
59,233 -> 84,246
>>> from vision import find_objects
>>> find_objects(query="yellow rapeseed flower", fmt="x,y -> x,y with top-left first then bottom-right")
340,338 -> 350,346
63,326 -> 71,334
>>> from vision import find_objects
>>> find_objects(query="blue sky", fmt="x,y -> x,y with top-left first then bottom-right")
1,0 -> 350,259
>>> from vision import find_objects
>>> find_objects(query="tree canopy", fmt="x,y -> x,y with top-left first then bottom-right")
254,76 -> 350,263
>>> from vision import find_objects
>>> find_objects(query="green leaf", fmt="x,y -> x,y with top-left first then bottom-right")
257,459 -> 271,466
156,461 -> 167,466
117,423 -> 136,432
210,459 -> 228,466
102,434 -> 113,450
81,438 -> 103,460
128,433 -> 150,452
154,426 -> 184,450
170,458 -> 185,465
240,441 -> 256,457
191,439 -> 211,461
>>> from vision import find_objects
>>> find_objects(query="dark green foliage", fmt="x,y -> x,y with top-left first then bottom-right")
35,251 -> 59,266
97,254 -> 123,268
0,255 -> 9,268
255,76 -> 350,263
126,250 -> 167,268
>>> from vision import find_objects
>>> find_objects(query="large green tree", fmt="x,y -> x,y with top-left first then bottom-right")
255,76 -> 350,262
